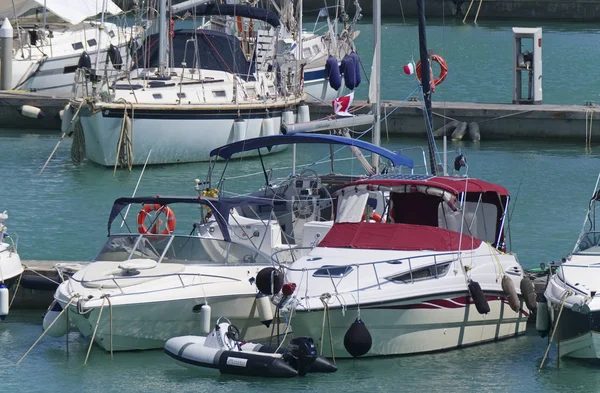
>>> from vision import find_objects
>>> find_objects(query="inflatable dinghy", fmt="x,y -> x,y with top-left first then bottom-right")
165,319 -> 337,378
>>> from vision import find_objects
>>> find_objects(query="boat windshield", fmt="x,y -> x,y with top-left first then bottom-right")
574,231 -> 600,254
94,234 -> 272,265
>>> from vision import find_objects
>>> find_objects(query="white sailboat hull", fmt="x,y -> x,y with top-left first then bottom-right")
79,106 -> 288,166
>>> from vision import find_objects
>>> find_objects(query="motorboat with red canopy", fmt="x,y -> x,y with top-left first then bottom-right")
275,173 -> 531,357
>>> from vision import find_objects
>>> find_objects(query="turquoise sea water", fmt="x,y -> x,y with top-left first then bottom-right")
2,17 -> 600,393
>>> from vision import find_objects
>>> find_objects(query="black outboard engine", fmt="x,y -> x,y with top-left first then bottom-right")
285,337 -> 318,376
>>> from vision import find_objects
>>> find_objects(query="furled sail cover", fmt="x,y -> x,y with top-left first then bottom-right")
0,0 -> 122,25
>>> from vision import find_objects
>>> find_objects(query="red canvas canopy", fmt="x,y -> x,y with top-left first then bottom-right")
319,222 -> 483,252
347,176 -> 509,197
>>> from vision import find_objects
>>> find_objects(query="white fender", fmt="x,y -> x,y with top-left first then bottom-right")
18,105 -> 44,119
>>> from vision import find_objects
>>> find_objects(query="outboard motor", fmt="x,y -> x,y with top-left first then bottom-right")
285,337 -> 318,376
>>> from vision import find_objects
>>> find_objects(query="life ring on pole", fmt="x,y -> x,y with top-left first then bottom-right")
416,54 -> 448,92
362,212 -> 383,223
137,204 -> 176,234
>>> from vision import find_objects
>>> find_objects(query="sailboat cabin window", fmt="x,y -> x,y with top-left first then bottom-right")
87,39 -> 97,47
313,265 -> 354,278
72,42 -> 84,50
387,262 -> 452,283
213,90 -> 227,98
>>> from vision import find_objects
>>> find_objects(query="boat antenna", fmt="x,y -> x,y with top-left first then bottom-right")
416,0 -> 438,175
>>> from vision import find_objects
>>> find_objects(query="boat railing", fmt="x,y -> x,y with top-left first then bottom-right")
276,249 -> 462,291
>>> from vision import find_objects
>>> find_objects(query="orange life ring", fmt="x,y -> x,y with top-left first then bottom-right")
362,212 -> 383,223
137,204 -> 176,235
416,54 -> 448,92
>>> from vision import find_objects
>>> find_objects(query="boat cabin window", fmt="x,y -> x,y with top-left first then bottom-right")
387,261 -> 451,283
213,90 -> 227,98
72,42 -> 84,50
87,39 -> 97,47
313,265 -> 353,278
94,234 -> 271,265
574,231 -> 600,254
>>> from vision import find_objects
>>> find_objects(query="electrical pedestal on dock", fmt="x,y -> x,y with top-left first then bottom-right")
512,27 -> 542,105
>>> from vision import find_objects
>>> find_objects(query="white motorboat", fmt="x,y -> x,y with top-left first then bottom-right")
543,173 -> 600,359
1,0 -> 136,96
0,211 -> 24,319
69,3 -> 305,167
275,174 -> 531,357
52,196 -> 286,351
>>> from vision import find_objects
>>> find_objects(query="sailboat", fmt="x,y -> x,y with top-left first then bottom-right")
68,1 -> 305,166
0,0 -> 136,96
268,0 -> 532,357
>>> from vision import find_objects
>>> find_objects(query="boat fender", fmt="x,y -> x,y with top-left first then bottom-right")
340,54 -> 357,90
0,284 -> 8,320
451,121 -> 468,141
42,300 -> 68,337
261,115 -> 275,136
256,292 -> 273,327
468,121 -> 481,142
255,267 -> 284,295
349,52 -> 361,88
233,117 -> 247,142
519,277 -> 537,311
343,318 -> 372,357
501,275 -> 520,312
60,104 -> 74,134
192,303 -> 211,335
18,105 -> 44,119
325,55 -> 341,90
296,102 -> 310,123
433,120 -> 459,138
77,51 -> 91,69
468,280 -> 490,314
108,44 -> 123,70
535,298 -> 550,338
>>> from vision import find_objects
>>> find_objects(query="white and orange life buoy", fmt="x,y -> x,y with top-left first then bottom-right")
137,204 -> 176,235
416,54 -> 448,92
362,212 -> 383,223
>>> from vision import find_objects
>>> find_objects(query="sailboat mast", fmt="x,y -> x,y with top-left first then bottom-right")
370,0 -> 381,171
159,0 -> 168,76
416,0 -> 438,175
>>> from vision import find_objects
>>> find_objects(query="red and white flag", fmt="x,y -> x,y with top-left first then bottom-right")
403,62 -> 415,75
332,92 -> 354,117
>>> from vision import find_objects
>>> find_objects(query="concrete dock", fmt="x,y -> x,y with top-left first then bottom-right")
311,100 -> 599,142
11,260 -> 88,310
0,91 -> 65,130
1,91 -> 599,143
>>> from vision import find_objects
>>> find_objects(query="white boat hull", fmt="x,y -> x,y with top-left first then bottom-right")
292,291 -> 528,357
0,244 -> 23,283
79,106 -> 288,166
303,66 -> 341,104
61,294 -> 278,351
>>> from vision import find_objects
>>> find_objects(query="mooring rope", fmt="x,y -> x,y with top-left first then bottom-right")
114,102 -> 134,173
84,297 -> 107,365
8,270 -> 23,308
17,297 -> 76,365
538,291 -> 569,371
